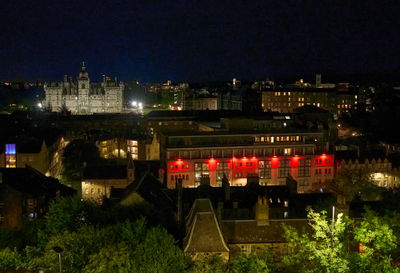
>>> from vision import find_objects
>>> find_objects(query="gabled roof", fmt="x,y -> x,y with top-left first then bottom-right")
116,171 -> 173,208
183,199 -> 229,254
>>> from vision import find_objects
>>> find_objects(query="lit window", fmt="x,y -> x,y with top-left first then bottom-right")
284,148 -> 292,155
5,144 -> 16,168
284,211 -> 288,218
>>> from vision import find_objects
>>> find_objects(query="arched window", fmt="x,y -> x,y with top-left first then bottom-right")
81,84 -> 85,89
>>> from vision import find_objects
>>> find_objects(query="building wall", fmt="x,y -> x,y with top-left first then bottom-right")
81,177 -> 132,204
337,158 -> 400,188
0,142 -> 49,174
48,137 -> 69,177
44,71 -> 124,115
162,131 -> 333,192
229,242 -> 289,261
97,138 -> 141,160
261,90 -> 356,114
145,134 -> 160,160
0,184 -> 23,229
166,154 -> 334,192
190,97 -> 218,110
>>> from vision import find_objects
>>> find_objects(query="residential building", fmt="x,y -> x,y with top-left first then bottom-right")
183,198 -> 310,262
261,88 -> 357,115
81,161 -> 135,204
0,167 -> 75,229
337,158 -> 400,188
183,199 -> 230,261
0,141 -> 49,174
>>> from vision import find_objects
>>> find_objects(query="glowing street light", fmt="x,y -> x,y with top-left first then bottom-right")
131,101 -> 137,107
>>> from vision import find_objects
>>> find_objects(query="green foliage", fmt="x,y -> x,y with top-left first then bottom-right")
332,168 -> 380,203
62,139 -> 101,181
231,251 -> 277,273
188,254 -> 226,273
82,220 -> 186,273
82,242 -> 135,273
8,217 -> 186,273
44,195 -> 101,238
0,219 -> 43,250
0,247 -> 22,270
351,209 -> 398,273
283,209 -> 399,273
283,209 -> 349,273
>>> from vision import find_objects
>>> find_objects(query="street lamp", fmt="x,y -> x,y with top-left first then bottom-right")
53,246 -> 63,273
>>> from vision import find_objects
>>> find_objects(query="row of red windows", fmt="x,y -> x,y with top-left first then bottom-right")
169,155 -> 333,172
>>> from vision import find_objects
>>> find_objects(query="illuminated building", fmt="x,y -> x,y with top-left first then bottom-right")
0,141 -> 49,174
81,162 -> 135,204
44,62 -> 124,114
4,144 -> 16,168
96,135 -> 159,161
337,158 -> 400,188
184,97 -> 219,110
261,88 -> 357,115
162,131 -> 334,193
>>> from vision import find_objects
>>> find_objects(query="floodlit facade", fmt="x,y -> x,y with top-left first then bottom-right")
162,131 -> 334,193
44,62 -> 124,114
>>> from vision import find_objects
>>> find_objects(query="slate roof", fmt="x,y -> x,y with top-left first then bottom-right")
0,167 -> 75,197
221,219 -> 310,244
184,199 -> 230,254
168,185 -> 291,218
115,172 -> 174,209
83,164 -> 127,179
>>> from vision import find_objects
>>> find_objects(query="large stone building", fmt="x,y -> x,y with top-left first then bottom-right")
44,62 -> 124,114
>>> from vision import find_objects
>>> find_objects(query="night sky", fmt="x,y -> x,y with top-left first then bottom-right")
1,0 -> 399,83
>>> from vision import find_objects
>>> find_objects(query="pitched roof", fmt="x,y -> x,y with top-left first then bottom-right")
115,172 -> 174,209
184,199 -> 229,254
0,167 -> 75,197
83,164 -> 127,179
221,219 -> 310,244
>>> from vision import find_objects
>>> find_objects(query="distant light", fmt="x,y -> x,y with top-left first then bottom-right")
131,101 -> 137,107
37,102 -> 42,108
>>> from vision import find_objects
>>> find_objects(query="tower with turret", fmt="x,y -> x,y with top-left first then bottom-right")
44,62 -> 124,114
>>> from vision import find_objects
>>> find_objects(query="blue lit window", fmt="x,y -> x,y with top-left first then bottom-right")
5,144 -> 16,155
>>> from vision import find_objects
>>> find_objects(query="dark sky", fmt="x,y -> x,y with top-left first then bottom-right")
1,0 -> 399,82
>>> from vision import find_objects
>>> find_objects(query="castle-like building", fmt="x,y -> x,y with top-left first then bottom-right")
44,62 -> 124,114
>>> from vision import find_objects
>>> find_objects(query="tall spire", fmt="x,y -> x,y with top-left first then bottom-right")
81,61 -> 86,71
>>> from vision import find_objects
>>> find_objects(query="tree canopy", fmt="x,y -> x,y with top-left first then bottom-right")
283,209 -> 399,273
